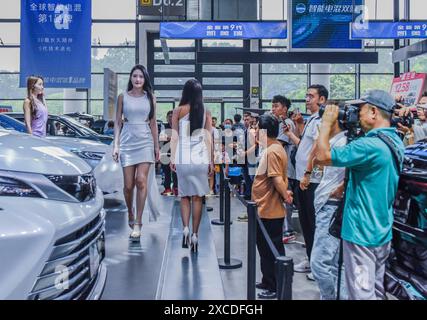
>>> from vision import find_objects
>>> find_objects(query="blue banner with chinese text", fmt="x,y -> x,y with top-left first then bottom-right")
160,22 -> 287,39
351,21 -> 427,39
20,0 -> 91,88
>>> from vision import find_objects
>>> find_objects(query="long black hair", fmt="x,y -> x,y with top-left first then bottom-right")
179,79 -> 204,134
127,64 -> 155,120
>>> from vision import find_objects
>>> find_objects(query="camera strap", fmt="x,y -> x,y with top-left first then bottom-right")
373,132 -> 403,175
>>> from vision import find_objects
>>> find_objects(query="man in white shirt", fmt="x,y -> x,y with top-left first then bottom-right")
311,118 -> 347,300
284,84 -> 328,275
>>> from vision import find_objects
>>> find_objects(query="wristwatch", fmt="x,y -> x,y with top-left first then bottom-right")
304,170 -> 312,176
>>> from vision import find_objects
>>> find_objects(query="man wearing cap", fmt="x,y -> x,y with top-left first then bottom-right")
316,90 -> 405,300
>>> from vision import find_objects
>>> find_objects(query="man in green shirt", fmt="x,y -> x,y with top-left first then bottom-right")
316,90 -> 405,300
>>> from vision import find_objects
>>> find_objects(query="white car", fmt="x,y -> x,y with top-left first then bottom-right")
0,115 -> 122,194
46,136 -> 122,195
0,130 -> 107,300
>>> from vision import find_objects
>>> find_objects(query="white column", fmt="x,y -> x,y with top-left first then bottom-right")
139,23 -> 160,68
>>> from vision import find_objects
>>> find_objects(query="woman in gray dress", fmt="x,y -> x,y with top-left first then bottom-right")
112,65 -> 160,240
170,79 -> 214,253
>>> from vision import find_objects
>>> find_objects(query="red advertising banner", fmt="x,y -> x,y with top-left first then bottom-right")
390,72 -> 427,106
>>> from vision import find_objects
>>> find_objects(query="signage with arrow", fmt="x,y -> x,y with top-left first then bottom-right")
138,0 -> 186,17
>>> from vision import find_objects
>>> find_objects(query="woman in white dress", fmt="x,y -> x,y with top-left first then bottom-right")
112,65 -> 160,241
170,79 -> 214,253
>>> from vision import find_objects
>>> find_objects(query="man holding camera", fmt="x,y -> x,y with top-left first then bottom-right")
316,90 -> 405,300
285,84 -> 328,274
396,92 -> 427,144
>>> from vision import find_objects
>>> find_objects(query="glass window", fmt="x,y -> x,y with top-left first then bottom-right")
205,103 -> 221,121
155,90 -> 183,98
156,102 -> 175,122
203,65 -> 243,72
92,0 -> 135,19
90,100 -> 103,117
0,100 -> 23,112
204,90 -> 243,98
364,39 -> 394,48
411,55 -> 427,73
330,75 -> 356,100
203,78 -> 243,85
365,0 -> 394,20
0,74 -> 24,99
155,65 -> 195,73
44,88 -> 65,99
261,39 -> 287,47
154,77 -> 193,85
361,49 -> 394,74
91,75 -> 103,99
360,75 -> 394,95
1,0 -> 20,18
261,0 -> 286,20
50,120 -> 78,137
154,40 -> 195,48
224,103 -> 243,120
92,48 -> 135,73
262,64 -> 307,73
261,74 -> 307,100
330,64 -> 356,74
92,23 -> 135,46
202,40 -> 243,47
0,48 -> 20,72
262,101 -> 307,113
0,23 -> 20,45
262,48 -> 287,52
410,0 -> 427,19
154,52 -> 195,60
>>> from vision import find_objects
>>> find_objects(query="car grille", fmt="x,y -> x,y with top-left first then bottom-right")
28,212 -> 105,300
46,174 -> 96,202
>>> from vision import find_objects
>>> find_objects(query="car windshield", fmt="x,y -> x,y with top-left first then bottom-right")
62,116 -> 99,136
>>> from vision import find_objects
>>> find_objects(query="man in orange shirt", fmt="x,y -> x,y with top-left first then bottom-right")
252,113 -> 293,299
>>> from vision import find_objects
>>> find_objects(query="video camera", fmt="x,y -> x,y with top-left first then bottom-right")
319,103 -> 360,131
319,102 -> 414,132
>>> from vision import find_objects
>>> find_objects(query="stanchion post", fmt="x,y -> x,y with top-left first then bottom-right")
211,165 -> 224,225
218,177 -> 242,270
275,256 -> 293,300
247,201 -> 257,300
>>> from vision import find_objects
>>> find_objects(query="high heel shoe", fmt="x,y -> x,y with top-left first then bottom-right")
182,226 -> 190,248
130,223 -> 142,241
190,233 -> 198,253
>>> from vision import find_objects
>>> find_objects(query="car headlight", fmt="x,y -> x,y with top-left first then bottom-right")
71,150 -> 104,161
0,176 -> 42,198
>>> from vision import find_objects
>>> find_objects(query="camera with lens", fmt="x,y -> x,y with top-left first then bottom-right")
319,103 -> 360,131
390,115 -> 414,128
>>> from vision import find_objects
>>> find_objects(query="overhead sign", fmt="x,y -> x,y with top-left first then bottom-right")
138,0 -> 186,17
20,0 -> 91,88
160,22 -> 287,39
390,72 -> 427,106
289,0 -> 363,51
351,21 -> 427,39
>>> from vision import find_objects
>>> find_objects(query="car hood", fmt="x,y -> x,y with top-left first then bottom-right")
46,136 -> 108,153
0,130 -> 91,175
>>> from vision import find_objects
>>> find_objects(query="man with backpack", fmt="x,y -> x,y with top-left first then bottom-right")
316,90 -> 405,300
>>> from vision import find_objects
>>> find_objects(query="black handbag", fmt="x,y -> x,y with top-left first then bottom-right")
329,200 -> 345,239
